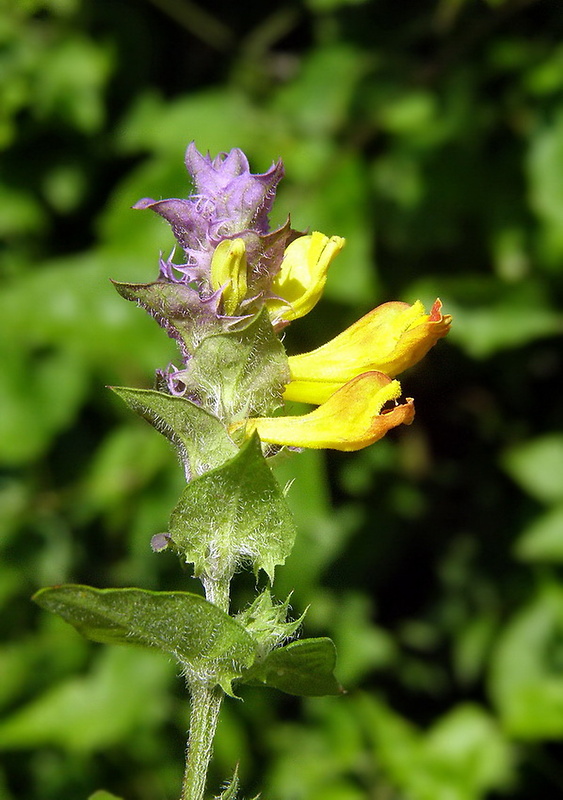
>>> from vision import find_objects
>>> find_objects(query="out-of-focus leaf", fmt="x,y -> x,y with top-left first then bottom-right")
452,612 -> 499,687
524,43 -> 563,96
77,423 -> 172,519
501,434 -> 563,504
527,109 -> 563,265
278,151 -> 376,306
263,698 -> 365,799
0,252 -> 168,368
275,44 -> 368,138
0,184 -> 46,237
88,792 -> 124,800
42,161 -> 86,213
489,583 -> 563,738
515,503 -> 563,562
0,648 -> 172,752
306,0 -> 369,11
328,592 -> 397,685
441,299 -> 561,359
271,444 -> 363,608
360,695 -> 513,800
378,90 -> 439,142
0,344 -> 88,465
32,35 -> 113,132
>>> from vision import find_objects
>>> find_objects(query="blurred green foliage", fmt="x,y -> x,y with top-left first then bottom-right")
1,0 -> 563,798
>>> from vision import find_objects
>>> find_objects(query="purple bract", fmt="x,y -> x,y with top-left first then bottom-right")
133,142 -> 285,285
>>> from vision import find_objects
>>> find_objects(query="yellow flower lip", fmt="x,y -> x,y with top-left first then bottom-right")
267,232 -> 345,324
284,298 -> 452,405
231,371 -> 415,452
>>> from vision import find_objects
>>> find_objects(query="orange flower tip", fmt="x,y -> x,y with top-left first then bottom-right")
429,297 -> 452,329
394,397 -> 415,425
430,298 -> 443,320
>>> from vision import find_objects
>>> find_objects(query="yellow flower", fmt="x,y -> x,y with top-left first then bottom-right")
267,232 -> 345,324
284,299 -> 452,405
223,229 -> 449,452
210,238 -> 248,316
234,371 -> 415,452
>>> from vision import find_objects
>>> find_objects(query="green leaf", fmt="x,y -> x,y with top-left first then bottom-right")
32,585 -> 257,690
111,386 -> 237,478
186,308 -> 289,420
489,583 -> 563,738
359,696 -> 513,800
169,434 -> 296,582
88,792 -> 124,800
240,637 -> 342,696
515,503 -> 563,562
501,434 -> 563,504
214,766 -> 239,800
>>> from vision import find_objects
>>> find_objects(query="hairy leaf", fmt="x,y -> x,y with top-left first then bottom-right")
111,386 -> 237,478
33,585 -> 257,690
239,637 -> 342,696
186,308 -> 290,420
169,434 -> 296,581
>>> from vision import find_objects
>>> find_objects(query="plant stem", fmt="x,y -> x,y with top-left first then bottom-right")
180,571 -> 231,800
201,573 -> 231,613
181,681 -> 224,800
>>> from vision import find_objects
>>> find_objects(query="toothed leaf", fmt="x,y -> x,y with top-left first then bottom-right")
169,434 -> 296,582
111,386 -> 237,477
186,308 -> 289,419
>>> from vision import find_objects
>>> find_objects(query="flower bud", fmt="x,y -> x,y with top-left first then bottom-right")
210,238 -> 248,316
267,232 -> 345,324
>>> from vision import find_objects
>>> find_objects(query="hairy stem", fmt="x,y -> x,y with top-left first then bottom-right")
201,573 -> 231,613
180,571 -> 231,800
181,681 -> 224,800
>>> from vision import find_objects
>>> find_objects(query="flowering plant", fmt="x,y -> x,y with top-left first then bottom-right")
33,143 -> 451,800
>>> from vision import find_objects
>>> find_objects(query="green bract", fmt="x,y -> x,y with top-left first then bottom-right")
184,308 -> 290,421
111,387 -> 238,479
168,435 -> 297,582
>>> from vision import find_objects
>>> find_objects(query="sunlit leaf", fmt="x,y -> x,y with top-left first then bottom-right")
111,387 -> 237,478
33,585 -> 257,690
169,434 -> 296,581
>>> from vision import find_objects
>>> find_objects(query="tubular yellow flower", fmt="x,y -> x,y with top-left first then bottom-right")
233,372 -> 415,452
285,298 -> 452,405
210,238 -> 248,316
267,232 -> 345,324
